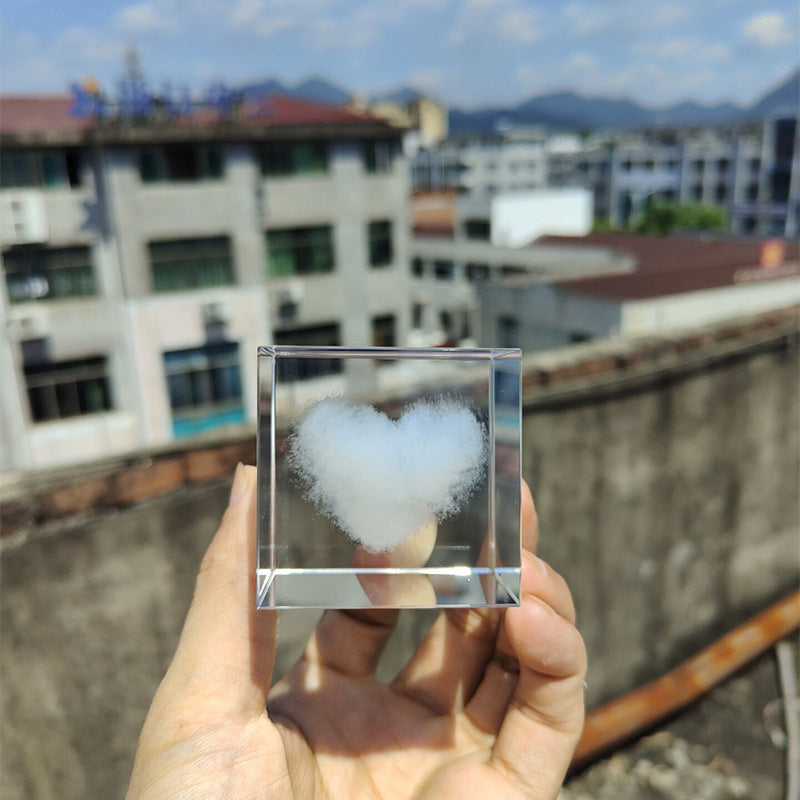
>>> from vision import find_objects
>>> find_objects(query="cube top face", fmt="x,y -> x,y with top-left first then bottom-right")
257,346 -> 521,610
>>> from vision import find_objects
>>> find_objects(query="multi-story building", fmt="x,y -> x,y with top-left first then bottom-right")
477,233 -> 800,351
416,116 -> 800,239
412,127 -> 549,197
410,191 -> 631,347
548,117 -> 799,238
0,94 -> 409,471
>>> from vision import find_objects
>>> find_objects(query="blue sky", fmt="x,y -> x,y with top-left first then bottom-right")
1,0 -> 797,107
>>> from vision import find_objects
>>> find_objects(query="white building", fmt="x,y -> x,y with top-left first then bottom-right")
0,94 -> 409,471
477,233 -> 800,351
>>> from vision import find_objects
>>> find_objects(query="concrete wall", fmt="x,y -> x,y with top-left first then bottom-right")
1,310 -> 798,799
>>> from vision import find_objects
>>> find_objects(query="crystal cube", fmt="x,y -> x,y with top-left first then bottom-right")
256,346 -> 521,609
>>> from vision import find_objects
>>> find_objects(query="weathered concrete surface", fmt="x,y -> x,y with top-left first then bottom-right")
562,645 -> 791,799
1,310 -> 798,799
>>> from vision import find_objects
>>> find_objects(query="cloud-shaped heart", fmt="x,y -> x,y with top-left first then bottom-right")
287,397 -> 487,553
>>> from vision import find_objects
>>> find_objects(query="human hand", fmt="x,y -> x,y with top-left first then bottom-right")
126,464 -> 586,799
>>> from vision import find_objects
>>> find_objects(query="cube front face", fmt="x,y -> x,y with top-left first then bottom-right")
257,346 -> 521,609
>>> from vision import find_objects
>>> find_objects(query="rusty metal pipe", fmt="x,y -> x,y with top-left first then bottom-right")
572,589 -> 800,769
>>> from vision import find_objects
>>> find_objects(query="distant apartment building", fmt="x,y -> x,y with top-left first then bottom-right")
477,233 -> 800,351
414,116 -> 799,239
412,127 -> 549,197
0,94 -> 409,471
409,190 -> 630,347
549,116 -> 799,238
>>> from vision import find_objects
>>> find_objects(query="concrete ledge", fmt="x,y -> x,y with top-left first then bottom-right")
2,304 -> 797,540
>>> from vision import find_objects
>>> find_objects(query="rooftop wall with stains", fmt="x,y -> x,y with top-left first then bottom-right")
1,306 -> 798,799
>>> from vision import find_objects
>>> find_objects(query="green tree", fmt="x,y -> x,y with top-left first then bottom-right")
634,199 -> 728,235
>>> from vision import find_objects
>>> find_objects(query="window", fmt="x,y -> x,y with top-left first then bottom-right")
149,236 -> 234,292
363,140 -> 395,174
746,182 -> 759,202
1,149 -> 82,189
4,246 -> 95,303
497,316 -> 519,348
24,355 -> 112,422
466,262 -> 490,281
266,226 -> 334,277
464,219 -> 491,240
715,184 -> 728,203
569,331 -> 593,344
717,158 -> 731,174
274,323 -> 342,381
139,145 -> 223,182
434,260 -> 454,280
692,184 -> 703,201
439,310 -> 452,333
692,159 -> 705,175
644,160 -> 655,171
750,158 -> 761,173
411,257 -> 424,278
412,303 -> 424,328
163,342 -> 244,437
742,216 -> 757,234
258,141 -> 328,177
368,221 -> 393,267
372,314 -> 396,347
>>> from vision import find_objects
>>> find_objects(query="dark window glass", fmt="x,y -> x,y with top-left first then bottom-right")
412,303 -> 424,328
466,263 -> 490,281
746,183 -> 759,202
371,314 -> 396,347
497,316 -> 518,348
266,226 -> 334,277
163,342 -> 244,435
715,184 -> 727,203
24,355 -> 112,422
139,145 -> 224,182
149,237 -> 235,292
464,219 -> 491,240
411,257 -> 424,277
368,220 -> 393,267
363,140 -> 394,173
259,141 -> 328,176
434,260 -> 454,280
65,150 -> 83,188
774,118 -> 796,163
0,149 -> 77,189
274,323 -> 342,381
4,246 -> 96,303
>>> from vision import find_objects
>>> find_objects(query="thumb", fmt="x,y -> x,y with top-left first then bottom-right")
165,463 -> 278,718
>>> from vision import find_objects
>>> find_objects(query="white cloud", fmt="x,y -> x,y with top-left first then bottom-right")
633,38 -> 693,59
448,0 -> 542,47
566,53 -> 596,73
410,70 -> 446,91
229,0 -> 295,36
699,42 -> 730,62
114,3 -> 177,34
742,11 -> 793,48
496,9 -> 539,42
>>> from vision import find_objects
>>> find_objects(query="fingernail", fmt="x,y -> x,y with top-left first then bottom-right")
228,463 -> 248,507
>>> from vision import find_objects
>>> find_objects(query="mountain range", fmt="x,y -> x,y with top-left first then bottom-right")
241,67 -> 799,133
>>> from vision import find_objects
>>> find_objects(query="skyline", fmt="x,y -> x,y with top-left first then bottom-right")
1,1 -> 798,109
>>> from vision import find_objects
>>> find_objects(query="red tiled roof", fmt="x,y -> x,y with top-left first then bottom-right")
0,93 -> 388,136
0,96 -> 92,135
541,233 -> 800,301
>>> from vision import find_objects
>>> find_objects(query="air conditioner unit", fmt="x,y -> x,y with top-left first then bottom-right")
10,311 -> 52,340
1,193 -> 48,245
274,281 -> 304,305
202,301 -> 230,326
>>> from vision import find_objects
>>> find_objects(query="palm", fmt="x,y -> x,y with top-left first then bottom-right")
127,469 -> 585,800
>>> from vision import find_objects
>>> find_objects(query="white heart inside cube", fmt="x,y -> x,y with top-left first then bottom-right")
287,397 -> 487,553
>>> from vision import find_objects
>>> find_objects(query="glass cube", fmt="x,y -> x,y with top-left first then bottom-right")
256,346 -> 521,609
